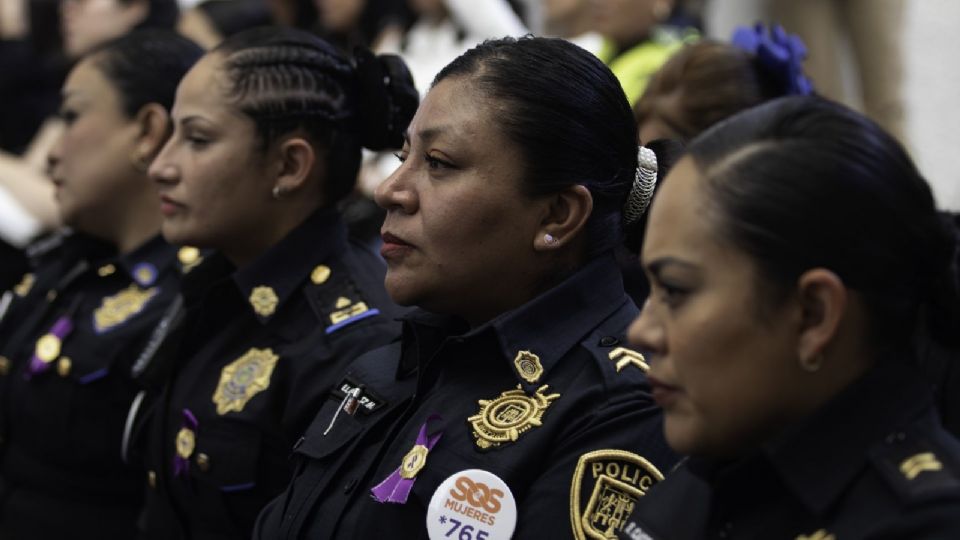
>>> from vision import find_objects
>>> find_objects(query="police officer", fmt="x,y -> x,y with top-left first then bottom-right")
620,97 -> 960,539
0,31 -> 203,539
254,36 -> 679,540
135,27 -> 418,539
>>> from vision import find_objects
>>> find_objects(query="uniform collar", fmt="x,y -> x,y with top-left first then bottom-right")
112,235 -> 178,287
396,254 -> 630,386
232,209 -> 349,324
761,363 -> 932,516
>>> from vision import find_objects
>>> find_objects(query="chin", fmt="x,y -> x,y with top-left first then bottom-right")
384,277 -> 421,307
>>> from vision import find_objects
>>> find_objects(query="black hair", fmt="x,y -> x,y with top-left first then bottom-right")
90,29 -> 204,118
687,96 -> 960,353
433,36 -> 639,257
213,26 -> 418,205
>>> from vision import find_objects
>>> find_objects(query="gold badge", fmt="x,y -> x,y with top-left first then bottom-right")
13,273 -> 34,297
900,452 -> 943,480
249,286 -> 279,317
212,347 -> 279,415
467,385 -> 560,450
35,334 -> 61,363
176,426 -> 196,459
796,530 -> 836,540
311,265 -> 331,285
400,444 -> 430,479
571,449 -> 664,540
57,356 -> 72,377
513,350 -> 543,383
93,285 -> 159,333
608,347 -> 649,373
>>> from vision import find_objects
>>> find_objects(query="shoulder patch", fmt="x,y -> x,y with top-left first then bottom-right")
870,428 -> 960,505
608,347 -> 649,374
571,449 -> 664,540
305,264 -> 382,335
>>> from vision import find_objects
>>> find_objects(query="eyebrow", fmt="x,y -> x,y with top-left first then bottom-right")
404,125 -> 458,145
645,257 -> 699,276
178,115 -> 213,128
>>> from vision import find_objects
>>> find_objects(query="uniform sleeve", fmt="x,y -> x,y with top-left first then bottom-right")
512,392 -> 678,540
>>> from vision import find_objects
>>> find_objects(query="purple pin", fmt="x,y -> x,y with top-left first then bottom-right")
26,316 -> 74,378
371,415 -> 443,504
173,408 -> 199,478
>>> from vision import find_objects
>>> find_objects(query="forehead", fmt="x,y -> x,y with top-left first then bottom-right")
64,56 -> 117,101
410,77 -> 500,143
173,52 -> 235,116
641,157 -> 719,262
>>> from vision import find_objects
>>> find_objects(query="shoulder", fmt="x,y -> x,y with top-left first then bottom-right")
868,421 -> 960,506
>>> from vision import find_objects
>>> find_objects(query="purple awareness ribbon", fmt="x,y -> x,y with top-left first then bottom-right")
26,316 -> 74,377
371,414 -> 443,504
173,408 -> 199,478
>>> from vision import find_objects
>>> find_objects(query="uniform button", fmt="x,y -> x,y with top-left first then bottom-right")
46,290 -> 57,302
0,356 -> 10,375
57,357 -> 72,377
98,264 -> 116,277
599,336 -> 619,347
148,470 -> 157,488
196,453 -> 211,472
885,431 -> 907,444
343,478 -> 358,494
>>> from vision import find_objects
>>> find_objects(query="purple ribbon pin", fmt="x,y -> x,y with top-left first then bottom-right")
371,414 -> 443,504
26,316 -> 74,377
173,408 -> 198,478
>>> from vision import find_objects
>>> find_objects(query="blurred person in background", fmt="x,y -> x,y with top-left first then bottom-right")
177,0 -> 272,50
0,30 -> 202,540
313,0 -> 410,53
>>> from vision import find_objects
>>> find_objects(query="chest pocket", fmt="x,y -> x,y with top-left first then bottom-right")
192,420 -> 263,492
295,398 -> 369,462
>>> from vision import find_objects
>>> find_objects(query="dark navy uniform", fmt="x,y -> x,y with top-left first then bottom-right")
0,232 -> 183,539
254,255 -> 679,539
137,209 -> 401,539
618,363 -> 960,540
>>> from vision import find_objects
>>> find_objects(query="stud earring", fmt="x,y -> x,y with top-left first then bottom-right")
799,352 -> 824,373
544,233 -> 557,245
272,186 -> 283,200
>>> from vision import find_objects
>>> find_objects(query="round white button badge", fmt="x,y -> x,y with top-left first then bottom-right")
426,469 -> 517,540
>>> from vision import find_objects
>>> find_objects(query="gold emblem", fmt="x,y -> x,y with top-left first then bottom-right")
467,385 -> 560,450
176,426 -> 196,459
178,246 -> 202,272
35,334 -> 61,363
57,356 -> 72,377
796,530 -> 836,540
97,264 -> 116,277
571,450 -> 664,540
13,273 -> 34,296
0,355 -> 10,375
93,285 -> 159,333
400,444 -> 430,479
249,286 -> 279,317
330,300 -> 371,325
134,265 -> 156,286
513,350 -> 543,383
608,347 -> 649,373
212,347 -> 279,415
311,265 -> 331,285
900,452 -> 943,480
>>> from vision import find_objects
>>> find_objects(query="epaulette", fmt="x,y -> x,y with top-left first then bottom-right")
582,332 -> 650,383
303,262 -> 382,336
869,425 -> 960,505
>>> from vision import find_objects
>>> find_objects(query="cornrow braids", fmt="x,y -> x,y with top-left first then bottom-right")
213,27 -> 417,205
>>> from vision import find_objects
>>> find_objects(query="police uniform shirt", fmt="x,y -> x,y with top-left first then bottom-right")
139,209 -> 402,539
254,254 -> 680,540
618,363 -> 960,540
0,232 -> 182,540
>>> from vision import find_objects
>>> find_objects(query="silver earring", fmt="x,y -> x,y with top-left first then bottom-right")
799,352 -> 824,373
272,186 -> 282,200
544,233 -> 557,245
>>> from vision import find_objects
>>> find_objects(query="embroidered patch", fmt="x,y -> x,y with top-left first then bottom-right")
467,385 -> 559,450
13,273 -> 35,296
249,286 -> 279,317
513,350 -> 543,383
93,285 -> 159,334
212,348 -> 279,415
570,449 -> 664,540
608,347 -> 650,373
900,452 -> 943,480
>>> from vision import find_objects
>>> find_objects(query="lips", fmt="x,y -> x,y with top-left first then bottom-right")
159,195 -> 184,217
647,375 -> 683,407
380,231 -> 414,259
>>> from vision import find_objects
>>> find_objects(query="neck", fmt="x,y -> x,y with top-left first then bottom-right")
221,201 -> 318,269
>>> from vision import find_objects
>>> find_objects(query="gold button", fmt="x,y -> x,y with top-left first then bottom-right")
147,470 -> 157,488
98,264 -> 116,277
57,357 -> 72,377
311,265 -> 331,285
196,452 -> 211,472
0,356 -> 9,375
178,246 -> 200,265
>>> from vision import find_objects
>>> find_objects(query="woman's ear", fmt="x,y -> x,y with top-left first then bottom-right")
132,103 -> 171,164
533,184 -> 593,250
795,268 -> 848,368
271,136 -> 317,197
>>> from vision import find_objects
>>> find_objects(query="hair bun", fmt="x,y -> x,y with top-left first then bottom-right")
353,47 -> 419,151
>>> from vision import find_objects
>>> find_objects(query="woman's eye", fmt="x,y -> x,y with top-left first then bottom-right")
658,283 -> 689,307
59,109 -> 78,125
186,136 -> 210,148
424,154 -> 453,170
393,151 -> 407,163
